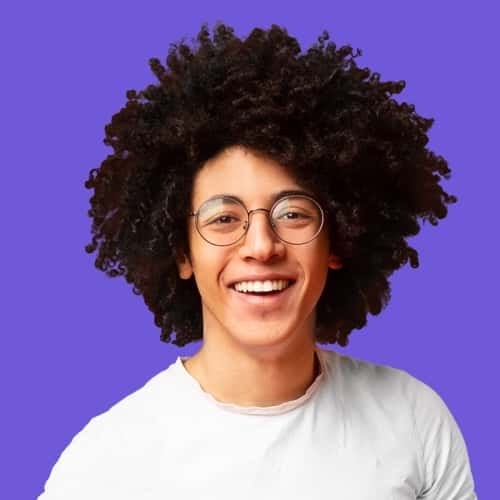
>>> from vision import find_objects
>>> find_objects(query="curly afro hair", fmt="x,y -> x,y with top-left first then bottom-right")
84,21 -> 457,348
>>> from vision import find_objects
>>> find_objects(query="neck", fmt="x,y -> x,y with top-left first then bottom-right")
183,341 -> 321,408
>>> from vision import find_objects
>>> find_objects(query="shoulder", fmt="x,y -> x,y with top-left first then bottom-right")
38,364 -> 176,499
321,348 -> 429,404
320,349 -> 477,498
324,348 -> 461,434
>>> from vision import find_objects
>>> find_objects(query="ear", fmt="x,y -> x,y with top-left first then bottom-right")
328,253 -> 342,270
176,253 -> 193,280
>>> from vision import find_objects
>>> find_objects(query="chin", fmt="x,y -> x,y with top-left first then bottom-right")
228,320 -> 300,351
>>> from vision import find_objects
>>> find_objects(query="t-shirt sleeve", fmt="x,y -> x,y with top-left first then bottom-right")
412,378 -> 478,499
37,415 -> 125,500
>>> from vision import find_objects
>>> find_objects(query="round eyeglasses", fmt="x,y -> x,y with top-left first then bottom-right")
188,194 -> 325,246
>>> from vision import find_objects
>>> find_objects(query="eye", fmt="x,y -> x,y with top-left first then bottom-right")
210,215 -> 239,225
276,211 -> 309,220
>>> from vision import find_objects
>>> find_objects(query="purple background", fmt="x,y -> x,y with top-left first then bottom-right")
2,1 -> 497,498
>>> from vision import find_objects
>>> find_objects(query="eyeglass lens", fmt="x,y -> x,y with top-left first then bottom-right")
195,196 -> 323,245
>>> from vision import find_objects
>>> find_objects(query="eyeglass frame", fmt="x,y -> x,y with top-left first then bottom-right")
187,194 -> 326,247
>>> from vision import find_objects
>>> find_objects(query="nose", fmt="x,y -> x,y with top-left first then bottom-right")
237,209 -> 285,261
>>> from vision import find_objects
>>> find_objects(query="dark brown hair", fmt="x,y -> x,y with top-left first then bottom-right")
84,22 -> 457,347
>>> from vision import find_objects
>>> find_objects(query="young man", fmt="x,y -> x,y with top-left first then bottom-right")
177,145 -> 342,409
39,22 -> 477,499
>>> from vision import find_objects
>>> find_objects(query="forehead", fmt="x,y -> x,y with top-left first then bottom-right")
192,146 -> 305,205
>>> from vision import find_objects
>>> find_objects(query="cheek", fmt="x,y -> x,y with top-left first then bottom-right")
301,241 -> 331,271
301,248 -> 331,294
191,248 -> 227,289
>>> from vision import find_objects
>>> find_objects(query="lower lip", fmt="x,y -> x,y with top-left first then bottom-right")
229,283 -> 296,310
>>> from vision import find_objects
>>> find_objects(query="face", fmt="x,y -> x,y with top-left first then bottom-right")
177,146 -> 342,359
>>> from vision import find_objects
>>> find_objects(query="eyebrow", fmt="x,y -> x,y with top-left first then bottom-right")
204,189 -> 316,205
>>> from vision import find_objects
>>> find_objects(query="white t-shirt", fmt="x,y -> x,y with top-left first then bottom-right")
38,347 -> 477,499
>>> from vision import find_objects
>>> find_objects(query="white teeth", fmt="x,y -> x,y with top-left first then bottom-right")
233,280 -> 291,293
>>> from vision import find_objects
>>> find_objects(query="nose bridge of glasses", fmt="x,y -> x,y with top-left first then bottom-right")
245,207 -> 275,231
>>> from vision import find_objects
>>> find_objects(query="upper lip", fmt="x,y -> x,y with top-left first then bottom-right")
228,274 -> 297,287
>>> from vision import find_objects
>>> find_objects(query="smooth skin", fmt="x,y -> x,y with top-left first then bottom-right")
177,146 -> 342,407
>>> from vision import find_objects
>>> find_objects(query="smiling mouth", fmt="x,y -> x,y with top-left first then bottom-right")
230,281 -> 296,295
